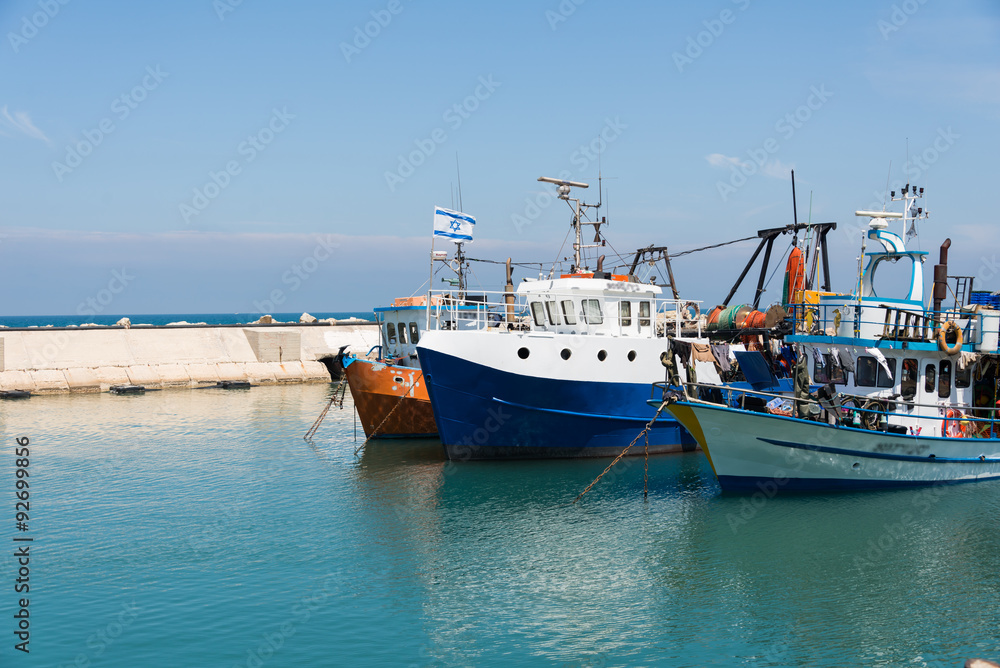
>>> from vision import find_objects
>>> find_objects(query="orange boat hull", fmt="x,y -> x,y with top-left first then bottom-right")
343,357 -> 437,438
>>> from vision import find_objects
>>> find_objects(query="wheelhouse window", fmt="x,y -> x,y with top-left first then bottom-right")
619,301 -> 632,327
956,363 -> 972,389
398,322 -> 408,344
561,300 -> 577,325
582,299 -> 603,325
901,358 -> 918,401
856,356 -> 895,388
924,364 -> 936,394
530,302 -> 546,327
545,301 -> 561,325
408,322 -> 419,344
938,360 -> 952,398
813,354 -> 846,385
639,301 -> 651,327
386,323 -> 397,344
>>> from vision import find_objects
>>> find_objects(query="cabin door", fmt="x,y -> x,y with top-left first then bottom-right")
972,358 -> 999,436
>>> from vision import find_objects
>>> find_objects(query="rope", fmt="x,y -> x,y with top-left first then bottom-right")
573,400 -> 670,504
353,381 -> 416,456
670,235 -> 758,258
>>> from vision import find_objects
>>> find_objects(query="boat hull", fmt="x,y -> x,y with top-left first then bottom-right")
666,401 -> 1000,492
343,357 -> 436,439
417,333 -> 697,460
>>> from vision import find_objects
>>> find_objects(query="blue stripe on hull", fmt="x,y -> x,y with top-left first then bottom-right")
418,348 -> 695,460
715,474 -> 998,494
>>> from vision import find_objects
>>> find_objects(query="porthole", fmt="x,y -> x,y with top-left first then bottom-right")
517,347 -> 530,359
597,350 -> 607,361
627,350 -> 637,362
394,377 -> 404,383
561,348 -> 572,360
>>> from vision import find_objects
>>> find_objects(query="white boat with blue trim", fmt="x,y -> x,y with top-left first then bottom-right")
417,176 -> 710,459
656,185 -> 1000,492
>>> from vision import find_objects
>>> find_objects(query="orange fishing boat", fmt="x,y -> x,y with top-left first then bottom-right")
343,297 -> 438,438
343,206 -> 490,439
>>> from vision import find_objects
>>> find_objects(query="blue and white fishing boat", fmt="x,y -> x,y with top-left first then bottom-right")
417,177 -> 710,460
656,185 -> 1000,492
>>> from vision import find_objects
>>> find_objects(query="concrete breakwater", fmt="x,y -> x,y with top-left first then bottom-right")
0,321 -> 380,394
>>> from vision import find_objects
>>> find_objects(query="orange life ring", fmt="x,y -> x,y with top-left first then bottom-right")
942,408 -> 966,438
938,321 -> 963,355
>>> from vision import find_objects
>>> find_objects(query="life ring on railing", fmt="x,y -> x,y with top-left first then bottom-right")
681,301 -> 700,321
938,321 -> 963,355
942,408 -> 966,438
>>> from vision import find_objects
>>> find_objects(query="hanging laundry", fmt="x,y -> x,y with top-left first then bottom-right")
691,343 -> 715,365
833,346 -> 855,373
711,344 -> 731,374
865,347 -> 893,381
671,340 -> 692,365
958,351 -> 978,371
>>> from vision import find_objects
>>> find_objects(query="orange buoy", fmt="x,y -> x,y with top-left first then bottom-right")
783,246 -> 805,306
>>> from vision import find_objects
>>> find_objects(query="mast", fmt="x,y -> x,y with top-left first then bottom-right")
537,176 -> 602,272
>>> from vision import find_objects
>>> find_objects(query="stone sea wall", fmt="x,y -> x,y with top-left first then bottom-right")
0,321 -> 380,394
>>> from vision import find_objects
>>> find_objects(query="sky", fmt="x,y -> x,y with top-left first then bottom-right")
1,0 -> 998,316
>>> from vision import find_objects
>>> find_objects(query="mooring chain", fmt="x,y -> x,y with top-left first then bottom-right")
573,399 -> 670,504
303,377 -> 350,442
353,381 -> 416,457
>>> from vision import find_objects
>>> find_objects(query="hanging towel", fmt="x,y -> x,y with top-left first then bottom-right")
866,347 -> 893,381
958,351 -> 978,371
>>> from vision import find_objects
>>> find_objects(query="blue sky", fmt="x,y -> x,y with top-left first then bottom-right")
1,0 -> 998,316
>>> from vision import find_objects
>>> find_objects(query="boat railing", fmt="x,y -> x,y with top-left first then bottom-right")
651,380 -> 1000,437
785,300 -> 982,346
423,289 -> 702,338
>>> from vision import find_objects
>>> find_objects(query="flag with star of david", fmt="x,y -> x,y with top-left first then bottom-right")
433,207 -> 475,243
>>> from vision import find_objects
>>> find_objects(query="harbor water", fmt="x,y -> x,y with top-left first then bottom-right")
2,383 -> 998,667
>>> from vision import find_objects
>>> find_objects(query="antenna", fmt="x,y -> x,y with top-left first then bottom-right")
882,161 -> 892,211
455,154 -> 464,212
791,169 -> 799,246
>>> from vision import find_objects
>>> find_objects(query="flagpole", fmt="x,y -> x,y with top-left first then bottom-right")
428,207 -> 436,331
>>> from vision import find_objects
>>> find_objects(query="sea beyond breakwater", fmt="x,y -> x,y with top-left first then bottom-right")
0,312 -> 379,394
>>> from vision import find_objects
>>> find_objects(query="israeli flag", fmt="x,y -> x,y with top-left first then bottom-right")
433,207 -> 475,243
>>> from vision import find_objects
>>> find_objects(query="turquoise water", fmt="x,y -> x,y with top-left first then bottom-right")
1,384 -> 998,667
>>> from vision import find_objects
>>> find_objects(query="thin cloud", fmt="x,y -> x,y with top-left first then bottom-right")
0,106 -> 51,145
707,153 -> 793,180
706,153 -> 742,168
